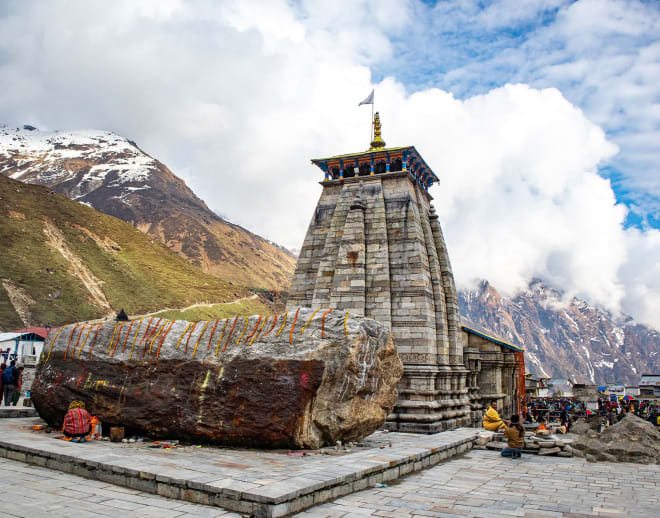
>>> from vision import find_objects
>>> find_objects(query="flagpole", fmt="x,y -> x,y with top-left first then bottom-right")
371,102 -> 374,142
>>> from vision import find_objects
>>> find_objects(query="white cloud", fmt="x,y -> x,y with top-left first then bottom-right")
0,0 -> 659,329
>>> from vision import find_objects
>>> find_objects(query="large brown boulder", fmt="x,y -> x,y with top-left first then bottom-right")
32,309 -> 402,448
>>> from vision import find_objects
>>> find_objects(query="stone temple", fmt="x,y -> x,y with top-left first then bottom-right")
287,113 -> 525,432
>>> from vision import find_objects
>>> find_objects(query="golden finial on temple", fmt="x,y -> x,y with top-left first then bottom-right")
369,112 -> 386,150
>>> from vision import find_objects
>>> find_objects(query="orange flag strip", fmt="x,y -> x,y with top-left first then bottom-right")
222,316 -> 239,353
321,309 -> 332,338
207,319 -> 220,350
64,325 -> 81,360
106,323 -> 120,356
148,320 -> 170,357
155,320 -> 176,359
46,327 -> 65,362
122,320 -> 135,353
236,317 -> 249,345
184,322 -> 198,354
214,319 -> 229,357
111,322 -> 127,357
77,325 -> 93,357
276,312 -> 289,337
192,320 -> 210,359
249,316 -> 267,346
71,325 -> 87,357
176,323 -> 192,350
128,318 -> 144,360
264,314 -> 278,337
300,308 -> 319,335
244,315 -> 262,345
88,324 -> 104,359
142,318 -> 162,357
289,308 -> 301,344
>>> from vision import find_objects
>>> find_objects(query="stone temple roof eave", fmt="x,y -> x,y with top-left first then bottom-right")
311,145 -> 439,184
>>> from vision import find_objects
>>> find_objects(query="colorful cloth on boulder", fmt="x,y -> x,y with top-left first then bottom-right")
63,407 -> 91,435
483,406 -> 506,431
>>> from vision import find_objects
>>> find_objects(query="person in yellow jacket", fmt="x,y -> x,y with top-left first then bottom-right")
483,400 -> 508,431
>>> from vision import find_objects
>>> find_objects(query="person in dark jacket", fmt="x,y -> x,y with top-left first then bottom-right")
1,360 -> 17,406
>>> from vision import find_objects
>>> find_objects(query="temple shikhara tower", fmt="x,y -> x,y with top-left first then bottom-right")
287,113 -> 525,432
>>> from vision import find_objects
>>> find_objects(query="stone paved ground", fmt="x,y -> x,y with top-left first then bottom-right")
296,450 -> 660,518
0,456 -> 239,518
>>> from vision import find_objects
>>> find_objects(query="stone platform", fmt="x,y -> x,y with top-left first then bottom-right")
0,406 -> 38,418
0,417 -> 479,517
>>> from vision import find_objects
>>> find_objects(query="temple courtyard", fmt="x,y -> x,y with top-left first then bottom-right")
0,418 -> 657,517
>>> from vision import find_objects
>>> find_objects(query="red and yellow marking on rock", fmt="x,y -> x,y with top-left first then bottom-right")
128,318 -> 144,360
142,318 -> 162,357
300,308 -> 319,335
77,325 -> 94,357
214,319 -> 229,357
121,320 -> 135,353
105,323 -> 120,356
207,319 -> 220,350
184,322 -> 198,354
264,314 -> 278,337
70,325 -> 88,358
344,312 -> 350,338
236,317 -> 249,345
155,320 -> 176,359
141,317 -> 154,342
321,309 -> 332,338
192,320 -> 211,358
148,320 -> 171,357
289,308 -> 301,344
45,327 -> 65,362
175,322 -> 192,350
111,322 -> 128,357
276,312 -> 288,337
222,316 -> 239,353
88,324 -> 104,358
244,315 -> 262,345
249,316 -> 267,346
64,325 -> 81,360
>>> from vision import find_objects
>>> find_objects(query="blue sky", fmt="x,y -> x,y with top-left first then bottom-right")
371,0 -> 660,231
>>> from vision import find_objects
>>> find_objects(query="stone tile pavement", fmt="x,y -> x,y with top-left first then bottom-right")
0,455 -> 238,517
297,449 -> 659,517
0,418 -> 478,516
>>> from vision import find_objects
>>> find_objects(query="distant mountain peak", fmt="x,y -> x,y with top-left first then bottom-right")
459,278 -> 659,385
0,125 -> 295,289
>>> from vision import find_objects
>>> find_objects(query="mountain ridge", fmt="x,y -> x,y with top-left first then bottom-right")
0,125 -> 295,289
458,279 -> 660,385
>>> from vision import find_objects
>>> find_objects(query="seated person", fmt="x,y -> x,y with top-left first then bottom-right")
536,418 -> 551,436
483,400 -> 507,431
502,415 -> 524,458
63,400 -> 91,443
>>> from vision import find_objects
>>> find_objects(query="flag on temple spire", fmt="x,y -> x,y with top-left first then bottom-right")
358,89 -> 374,106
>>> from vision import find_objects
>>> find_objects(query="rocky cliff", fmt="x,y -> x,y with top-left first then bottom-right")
459,280 -> 660,385
0,126 -> 295,289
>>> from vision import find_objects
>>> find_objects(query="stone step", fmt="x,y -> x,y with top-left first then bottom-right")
0,417 -> 480,518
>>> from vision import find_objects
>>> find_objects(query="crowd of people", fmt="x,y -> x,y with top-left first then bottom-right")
0,360 -> 25,406
483,395 -> 660,460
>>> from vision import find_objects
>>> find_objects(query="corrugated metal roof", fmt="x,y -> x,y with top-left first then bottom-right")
0,333 -> 21,342
461,325 -> 524,352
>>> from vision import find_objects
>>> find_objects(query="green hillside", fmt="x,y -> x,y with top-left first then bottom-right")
0,175 -> 248,330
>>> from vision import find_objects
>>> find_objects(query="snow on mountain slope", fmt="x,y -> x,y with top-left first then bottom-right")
0,125 -> 295,289
459,280 -> 660,385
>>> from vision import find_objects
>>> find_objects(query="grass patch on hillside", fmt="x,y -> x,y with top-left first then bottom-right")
150,297 -> 273,321
0,176 -> 249,329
